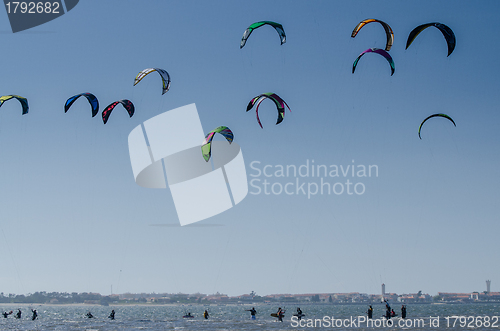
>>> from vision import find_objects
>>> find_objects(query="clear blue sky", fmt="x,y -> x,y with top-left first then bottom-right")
0,0 -> 498,297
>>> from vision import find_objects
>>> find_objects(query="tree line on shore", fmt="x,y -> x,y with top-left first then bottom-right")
0,292 -> 110,304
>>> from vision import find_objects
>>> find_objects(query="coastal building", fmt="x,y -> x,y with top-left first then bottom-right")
438,292 -> 474,302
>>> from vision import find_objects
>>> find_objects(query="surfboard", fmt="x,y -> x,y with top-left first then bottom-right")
271,313 -> 285,318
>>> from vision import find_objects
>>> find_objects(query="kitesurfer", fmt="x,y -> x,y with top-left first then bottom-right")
86,312 -> 94,318
401,305 -> 407,319
246,307 -> 257,319
31,309 -> 37,320
2,311 -> 12,318
277,307 -> 284,322
367,305 -> 373,319
384,299 -> 391,311
296,307 -> 303,320
183,312 -> 193,318
203,310 -> 209,319
15,309 -> 21,319
384,299 -> 392,318
108,310 -> 115,320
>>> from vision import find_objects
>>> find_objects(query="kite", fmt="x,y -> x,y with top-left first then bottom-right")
102,100 -> 135,124
351,19 -> 394,51
64,93 -> 99,117
201,126 -> 234,162
406,23 -> 455,56
247,93 -> 291,128
418,113 -> 456,139
134,68 -> 171,95
240,21 -> 286,48
0,95 -> 28,115
352,48 -> 395,76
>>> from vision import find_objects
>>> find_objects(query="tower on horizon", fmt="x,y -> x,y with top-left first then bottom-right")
486,280 -> 491,293
382,283 -> 386,296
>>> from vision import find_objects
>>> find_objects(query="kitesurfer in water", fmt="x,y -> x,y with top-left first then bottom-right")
15,309 -> 21,319
367,305 -> 373,319
203,310 -> 209,319
296,307 -> 303,320
401,305 -> 407,319
31,309 -> 37,320
384,299 -> 391,319
246,307 -> 257,319
86,312 -> 94,318
2,311 -> 12,318
277,307 -> 284,322
108,310 -> 115,320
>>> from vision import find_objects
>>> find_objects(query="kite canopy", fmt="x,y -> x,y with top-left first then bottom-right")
351,18 -> 394,51
246,92 -> 291,128
0,95 -> 29,115
64,93 -> 99,117
102,100 -> 135,124
134,68 -> 171,95
352,48 -> 395,76
240,21 -> 286,48
406,22 -> 455,56
201,126 -> 234,162
418,113 -> 456,139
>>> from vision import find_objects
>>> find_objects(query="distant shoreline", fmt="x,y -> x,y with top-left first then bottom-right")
0,301 -> 498,307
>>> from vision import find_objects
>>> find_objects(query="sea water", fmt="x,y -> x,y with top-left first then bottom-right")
0,302 -> 498,330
